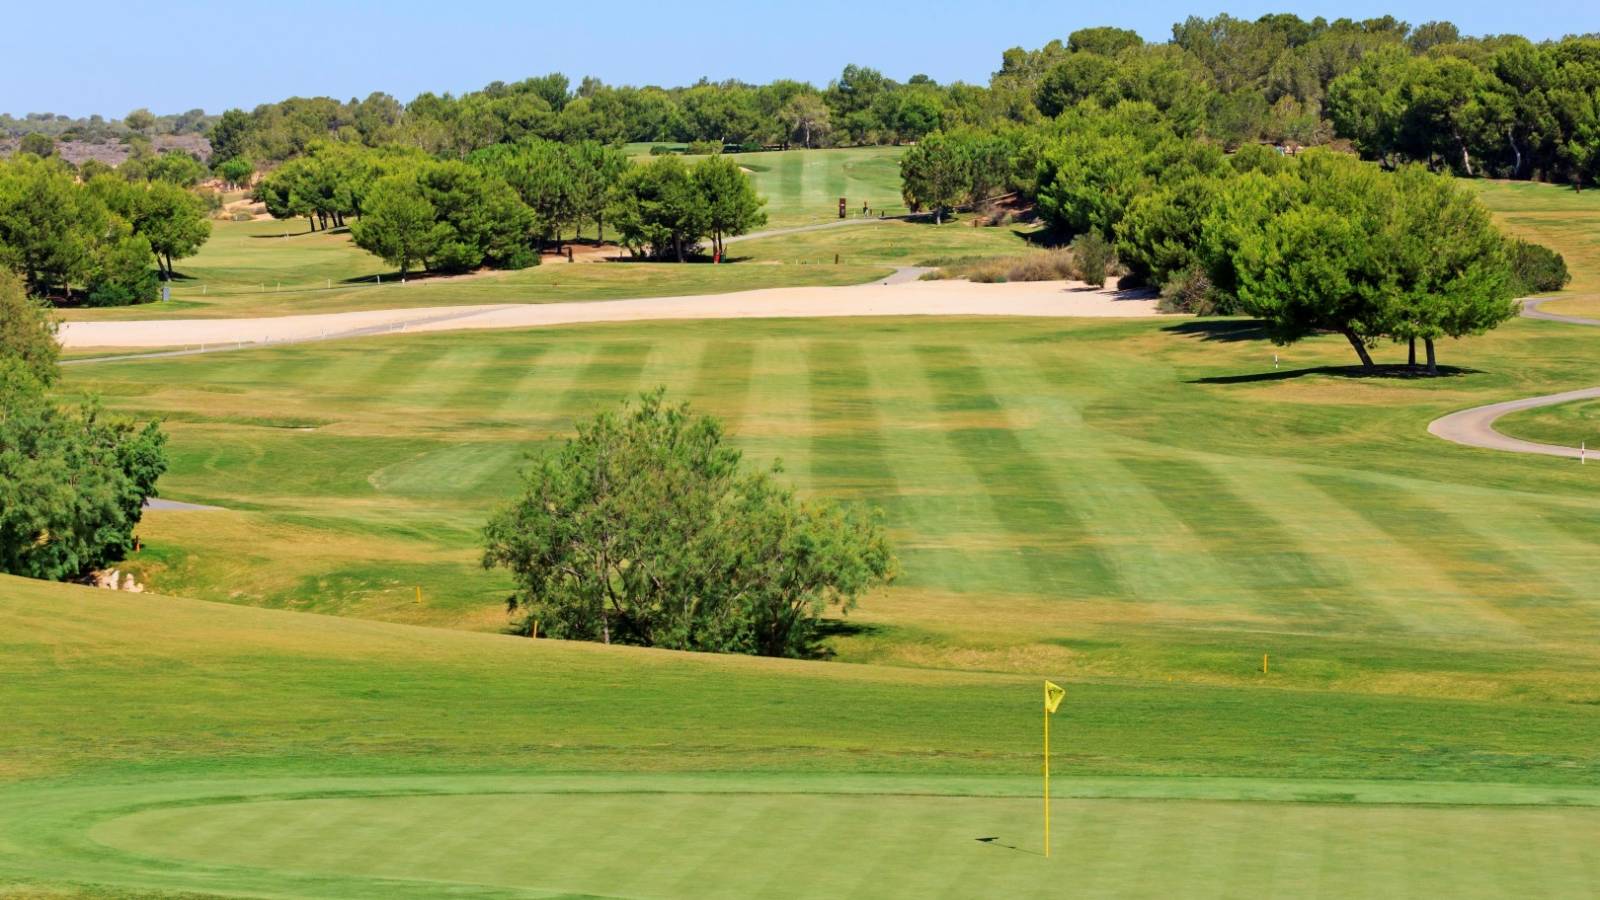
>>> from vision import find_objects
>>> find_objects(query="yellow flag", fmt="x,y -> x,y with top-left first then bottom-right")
1044,680 -> 1065,714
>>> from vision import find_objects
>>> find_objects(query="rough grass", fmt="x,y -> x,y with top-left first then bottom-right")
925,248 -> 1078,283
1495,397 -> 1600,446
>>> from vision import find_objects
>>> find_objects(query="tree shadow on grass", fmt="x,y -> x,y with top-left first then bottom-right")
806,618 -> 885,660
1191,363 -> 1479,384
1162,319 -> 1271,343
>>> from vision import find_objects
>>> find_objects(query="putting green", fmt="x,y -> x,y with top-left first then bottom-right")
46,777 -> 1599,898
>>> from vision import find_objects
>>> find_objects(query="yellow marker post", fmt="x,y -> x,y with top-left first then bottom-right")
415,586 -> 422,605
1043,680 -> 1066,858
1263,652 -> 1269,674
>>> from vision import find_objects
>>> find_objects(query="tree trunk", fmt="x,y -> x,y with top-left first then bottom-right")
1425,338 -> 1438,376
1408,337 -> 1416,368
1456,133 -> 1473,177
1508,131 -> 1523,178
1342,329 -> 1376,370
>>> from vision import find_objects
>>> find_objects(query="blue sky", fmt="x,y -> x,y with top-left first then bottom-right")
5,0 -> 1596,117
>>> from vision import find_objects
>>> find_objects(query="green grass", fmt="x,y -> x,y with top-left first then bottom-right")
1495,398 -> 1600,446
2,575 -> 1599,897
1472,179 -> 1600,318
734,216 -> 1043,266
59,147 -> 927,321
724,146 -> 909,227
61,222 -> 892,320
60,314 -> 1600,708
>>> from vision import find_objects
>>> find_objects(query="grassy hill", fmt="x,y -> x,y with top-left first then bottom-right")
60,312 -> 1600,706
2,575 -> 1598,896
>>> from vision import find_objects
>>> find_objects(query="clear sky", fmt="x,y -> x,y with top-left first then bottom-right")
5,0 -> 1596,117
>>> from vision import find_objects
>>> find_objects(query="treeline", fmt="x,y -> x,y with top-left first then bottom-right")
0,154 -> 212,305
1328,40 -> 1600,183
260,140 -> 765,276
1,108 -> 214,142
0,271 -> 167,581
191,14 -> 1600,190
207,68 -> 959,168
905,104 -> 1568,371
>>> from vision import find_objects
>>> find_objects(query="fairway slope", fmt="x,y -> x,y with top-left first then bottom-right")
4,575 -> 1600,897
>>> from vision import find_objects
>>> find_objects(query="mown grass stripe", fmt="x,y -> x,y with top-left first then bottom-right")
556,341 -> 653,419
1218,464 -> 1502,639
1119,456 -> 1359,624
912,344 -> 1121,601
1009,351 -> 1250,609
805,341 -> 899,495
443,340 -> 548,413
1304,472 -> 1593,634
860,344 -> 1035,598
691,340 -> 755,432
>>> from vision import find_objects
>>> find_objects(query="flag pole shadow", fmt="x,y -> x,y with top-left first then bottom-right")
975,836 -> 1043,857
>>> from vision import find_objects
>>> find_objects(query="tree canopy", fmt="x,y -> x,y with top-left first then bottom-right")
0,273 -> 168,581
483,390 -> 895,658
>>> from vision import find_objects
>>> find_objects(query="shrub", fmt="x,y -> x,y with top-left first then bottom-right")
1069,231 -> 1116,287
931,249 -> 1076,283
1158,265 -> 1220,315
687,140 -> 722,156
1507,238 -> 1571,295
483,390 -> 895,658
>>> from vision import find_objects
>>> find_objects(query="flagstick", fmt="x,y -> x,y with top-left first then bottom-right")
1043,703 -> 1051,858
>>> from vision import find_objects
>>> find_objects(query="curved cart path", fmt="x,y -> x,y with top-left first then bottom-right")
1427,299 -> 1600,460
61,275 -> 1157,362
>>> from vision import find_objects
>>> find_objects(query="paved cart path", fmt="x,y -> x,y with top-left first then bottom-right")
1427,299 -> 1600,460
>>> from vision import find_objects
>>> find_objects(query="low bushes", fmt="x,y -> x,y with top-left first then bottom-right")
1507,238 -> 1571,295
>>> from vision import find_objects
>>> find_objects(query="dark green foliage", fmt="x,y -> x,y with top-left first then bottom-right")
1033,103 -> 1225,239
122,151 -> 208,187
1157,265 -> 1222,314
483,390 -> 894,658
16,133 -> 54,158
0,271 -> 168,580
350,155 -> 538,274
1069,231 -> 1116,287
0,155 -> 169,305
0,362 -> 167,580
608,155 -> 765,261
899,128 -> 1023,220
1199,151 -> 1515,369
0,271 -> 57,384
90,176 -> 212,278
1506,238 -> 1571,295
693,155 -> 767,258
214,157 -> 254,190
